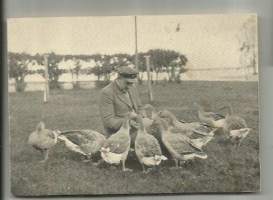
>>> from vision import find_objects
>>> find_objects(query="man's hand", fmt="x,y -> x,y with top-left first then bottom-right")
139,110 -> 147,118
129,119 -> 140,129
128,112 -> 138,119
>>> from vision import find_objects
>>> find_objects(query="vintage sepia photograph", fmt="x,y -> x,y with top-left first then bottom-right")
8,14 -> 259,196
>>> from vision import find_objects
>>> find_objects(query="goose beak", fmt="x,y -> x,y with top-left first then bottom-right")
100,147 -> 110,153
54,130 -> 62,136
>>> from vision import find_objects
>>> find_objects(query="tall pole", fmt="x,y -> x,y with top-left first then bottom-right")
134,16 -> 139,75
43,54 -> 49,103
144,55 -> 153,102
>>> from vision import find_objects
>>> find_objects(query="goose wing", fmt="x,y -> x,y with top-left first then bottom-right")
61,131 -> 90,146
135,134 -> 162,157
204,112 -> 225,121
192,124 -> 214,136
189,135 -> 214,150
103,133 -> 130,154
163,134 -> 198,155
61,130 -> 105,154
80,130 -> 106,153
169,126 -> 193,137
225,116 -> 247,130
178,121 -> 213,135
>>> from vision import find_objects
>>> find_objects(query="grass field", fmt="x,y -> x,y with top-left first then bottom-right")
9,81 -> 260,196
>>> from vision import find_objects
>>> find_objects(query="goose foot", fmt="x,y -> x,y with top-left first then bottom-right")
146,166 -> 161,174
141,164 -> 147,173
173,159 -> 182,168
82,159 -> 91,163
123,168 -> 133,172
143,167 -> 155,174
121,159 -> 132,172
82,154 -> 92,162
93,159 -> 104,166
39,150 -> 49,163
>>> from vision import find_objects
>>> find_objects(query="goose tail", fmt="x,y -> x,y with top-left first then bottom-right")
194,152 -> 208,159
160,155 -> 168,161
58,135 -> 87,155
100,147 -> 110,153
190,135 -> 214,150
57,130 -> 85,136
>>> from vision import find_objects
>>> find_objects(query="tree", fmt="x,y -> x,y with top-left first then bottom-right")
131,52 -> 149,83
238,16 -> 258,76
8,52 -> 31,92
73,59 -> 81,88
147,49 -> 188,83
88,54 -> 113,81
111,53 -> 132,70
46,52 -> 63,89
90,66 -> 103,81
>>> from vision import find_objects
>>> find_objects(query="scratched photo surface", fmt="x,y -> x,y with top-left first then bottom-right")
8,14 -> 259,196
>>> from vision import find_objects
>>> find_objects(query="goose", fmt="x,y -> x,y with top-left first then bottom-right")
134,115 -> 167,172
58,129 -> 106,162
100,118 -> 132,171
221,104 -> 250,146
28,122 -> 60,162
158,109 -> 215,137
153,117 -> 208,168
194,102 -> 226,128
157,114 -> 215,150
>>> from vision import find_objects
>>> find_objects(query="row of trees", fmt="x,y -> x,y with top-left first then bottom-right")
8,49 -> 188,91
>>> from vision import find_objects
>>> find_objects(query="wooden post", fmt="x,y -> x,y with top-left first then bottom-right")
144,55 -> 153,102
134,16 -> 139,78
43,54 -> 49,103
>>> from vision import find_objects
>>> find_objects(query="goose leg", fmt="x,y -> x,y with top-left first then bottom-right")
82,154 -> 92,162
154,165 -> 161,173
40,149 -> 49,163
121,159 -> 132,172
141,163 -> 147,173
93,159 -> 104,166
178,160 -> 182,166
183,160 -> 190,166
174,159 -> 179,168
236,139 -> 243,149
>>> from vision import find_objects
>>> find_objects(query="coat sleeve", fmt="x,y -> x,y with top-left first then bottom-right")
99,90 -> 124,133
134,86 -> 145,116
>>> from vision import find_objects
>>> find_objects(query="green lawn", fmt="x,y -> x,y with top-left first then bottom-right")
9,81 -> 260,196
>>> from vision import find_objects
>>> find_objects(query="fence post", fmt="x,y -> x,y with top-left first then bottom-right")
144,55 -> 153,103
134,16 -> 140,81
43,54 -> 49,103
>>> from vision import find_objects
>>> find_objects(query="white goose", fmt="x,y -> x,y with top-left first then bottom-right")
134,115 -> 167,172
100,118 -> 132,171
58,129 -> 106,162
28,122 -> 60,162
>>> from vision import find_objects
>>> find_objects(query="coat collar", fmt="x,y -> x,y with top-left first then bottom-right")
114,80 -> 137,111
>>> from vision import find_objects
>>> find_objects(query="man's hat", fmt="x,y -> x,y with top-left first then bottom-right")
117,66 -> 138,83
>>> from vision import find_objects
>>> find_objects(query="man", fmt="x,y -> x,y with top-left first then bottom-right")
98,66 -> 144,140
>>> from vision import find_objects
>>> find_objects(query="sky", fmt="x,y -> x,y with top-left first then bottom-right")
7,14 -> 258,80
